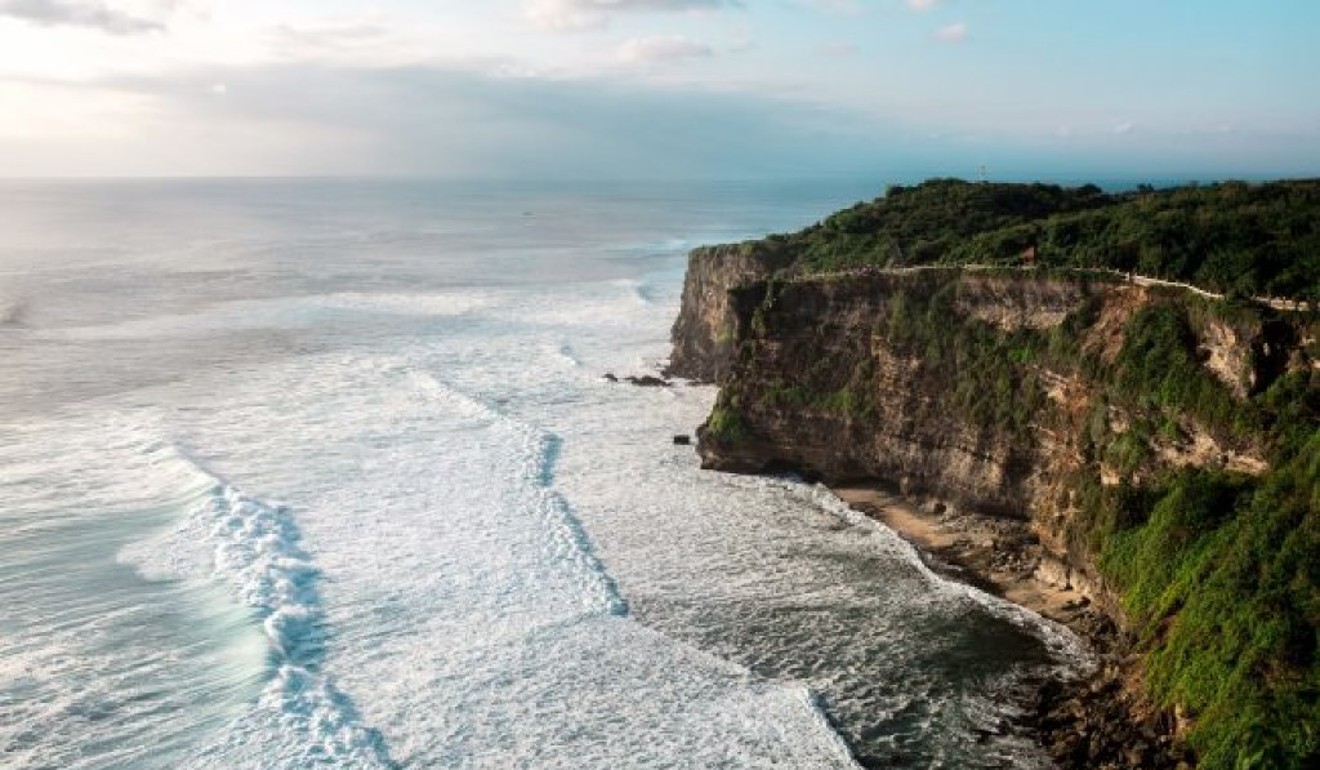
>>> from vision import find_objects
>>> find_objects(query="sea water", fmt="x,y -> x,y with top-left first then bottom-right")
0,179 -> 1084,769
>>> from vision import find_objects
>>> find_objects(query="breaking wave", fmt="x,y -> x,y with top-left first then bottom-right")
122,446 -> 397,769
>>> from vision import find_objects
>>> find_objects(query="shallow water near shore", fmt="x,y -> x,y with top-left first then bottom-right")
2,179 -> 1083,769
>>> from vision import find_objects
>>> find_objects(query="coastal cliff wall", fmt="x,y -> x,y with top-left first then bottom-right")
665,240 -> 795,382
672,246 -> 1319,769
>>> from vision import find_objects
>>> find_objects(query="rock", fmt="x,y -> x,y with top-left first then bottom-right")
673,434 -> 691,446
602,372 -> 618,382
625,375 -> 670,387
666,241 -> 795,382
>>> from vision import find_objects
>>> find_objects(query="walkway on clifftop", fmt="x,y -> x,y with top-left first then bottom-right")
808,263 -> 1314,314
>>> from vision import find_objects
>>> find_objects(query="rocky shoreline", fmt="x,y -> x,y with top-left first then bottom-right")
831,485 -> 1194,770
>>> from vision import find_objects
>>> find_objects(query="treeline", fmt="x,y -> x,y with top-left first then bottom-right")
771,178 -> 1320,302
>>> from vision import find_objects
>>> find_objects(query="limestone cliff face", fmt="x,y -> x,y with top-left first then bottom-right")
700,272 -> 1076,513
665,240 -> 795,382
671,247 -> 1311,611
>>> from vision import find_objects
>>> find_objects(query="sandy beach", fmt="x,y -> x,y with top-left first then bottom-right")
830,485 -> 1095,631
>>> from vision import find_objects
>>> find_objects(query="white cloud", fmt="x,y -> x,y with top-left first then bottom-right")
271,15 -> 399,62
0,0 -> 172,35
524,0 -> 740,31
1113,121 -> 1135,135
906,0 -> 941,11
0,63 -> 922,178
617,35 -> 713,63
933,21 -> 966,44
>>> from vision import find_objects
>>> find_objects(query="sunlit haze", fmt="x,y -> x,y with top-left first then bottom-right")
2,0 -> 1317,180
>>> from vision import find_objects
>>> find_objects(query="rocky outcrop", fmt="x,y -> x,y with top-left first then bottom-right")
665,239 -> 795,382
696,271 -> 1108,515
699,272 -> 1061,516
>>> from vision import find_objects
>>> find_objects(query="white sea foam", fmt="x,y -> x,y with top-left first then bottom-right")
553,342 -> 583,368
98,344 -> 859,768
5,182 -> 1081,769
117,445 -> 397,768
404,368 -> 628,618
613,278 -> 654,306
1,417 -> 269,770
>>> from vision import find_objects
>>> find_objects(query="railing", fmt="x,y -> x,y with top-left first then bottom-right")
807,263 -> 1314,313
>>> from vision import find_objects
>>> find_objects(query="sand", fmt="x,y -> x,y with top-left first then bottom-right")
830,484 -> 1092,629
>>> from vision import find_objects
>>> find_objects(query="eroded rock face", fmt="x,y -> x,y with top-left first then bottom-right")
665,240 -> 794,382
696,271 -> 1093,521
1197,321 -> 1252,399
954,273 -> 1089,331
670,247 -> 1310,612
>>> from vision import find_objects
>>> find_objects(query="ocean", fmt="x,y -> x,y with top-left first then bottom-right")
0,179 -> 1083,769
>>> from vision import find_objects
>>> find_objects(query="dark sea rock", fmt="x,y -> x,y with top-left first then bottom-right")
625,375 -> 670,387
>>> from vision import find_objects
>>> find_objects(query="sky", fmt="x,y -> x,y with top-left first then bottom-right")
1,0 -> 1317,181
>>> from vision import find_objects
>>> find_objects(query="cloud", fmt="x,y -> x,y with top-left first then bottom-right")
0,0 -> 169,35
906,0 -> 941,11
1113,121 -> 1135,135
10,63 -> 1319,181
9,63 -> 946,179
617,35 -> 714,64
275,19 -> 393,49
272,16 -> 397,61
933,21 -> 966,44
524,0 -> 741,31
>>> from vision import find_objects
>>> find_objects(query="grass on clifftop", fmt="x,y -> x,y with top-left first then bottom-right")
770,178 -> 1320,303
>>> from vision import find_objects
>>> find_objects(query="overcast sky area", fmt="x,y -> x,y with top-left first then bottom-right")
1,0 -> 1317,181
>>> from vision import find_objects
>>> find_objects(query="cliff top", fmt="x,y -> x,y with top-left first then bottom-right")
737,178 -> 1320,303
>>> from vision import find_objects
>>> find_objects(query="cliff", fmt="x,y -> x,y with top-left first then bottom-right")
665,240 -> 795,382
671,185 -> 1320,770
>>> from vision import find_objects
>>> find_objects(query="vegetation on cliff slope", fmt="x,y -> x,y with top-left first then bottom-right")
1079,305 -> 1319,770
768,178 -> 1320,303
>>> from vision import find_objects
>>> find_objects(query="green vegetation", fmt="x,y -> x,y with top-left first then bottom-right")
875,275 -> 1047,444
779,179 -> 1108,272
705,404 -> 750,444
768,178 -> 1320,303
1095,437 -> 1319,770
1107,305 -> 1260,441
1064,303 -> 1319,770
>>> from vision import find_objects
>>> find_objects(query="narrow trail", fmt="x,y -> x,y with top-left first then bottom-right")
809,263 -> 1312,313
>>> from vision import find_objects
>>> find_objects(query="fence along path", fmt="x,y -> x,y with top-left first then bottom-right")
809,263 -> 1313,314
